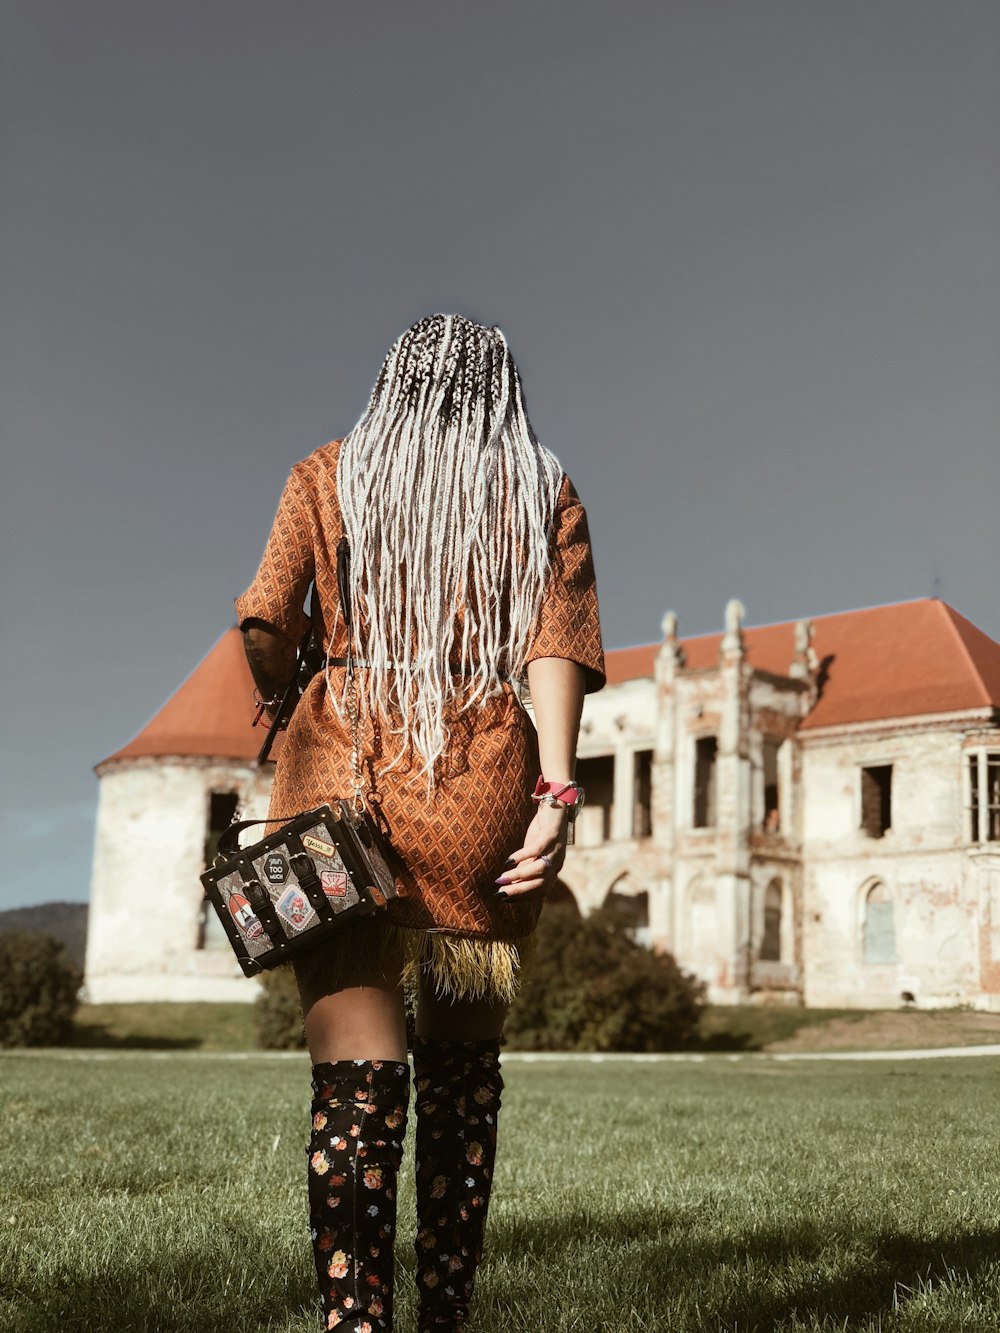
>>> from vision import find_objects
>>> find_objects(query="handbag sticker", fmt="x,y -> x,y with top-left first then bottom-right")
263,853 -> 288,885
303,834 -> 336,858
228,892 -> 264,941
276,886 -> 314,930
321,869 -> 349,899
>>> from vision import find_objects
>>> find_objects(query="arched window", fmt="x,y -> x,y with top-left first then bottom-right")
760,879 -> 782,961
862,882 -> 896,964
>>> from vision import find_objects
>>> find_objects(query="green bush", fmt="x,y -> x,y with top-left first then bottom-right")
254,965 -> 306,1050
0,930 -> 83,1047
506,903 -> 705,1051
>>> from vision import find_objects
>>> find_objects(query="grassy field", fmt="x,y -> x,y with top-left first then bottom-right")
2,1051 -> 998,1332
71,1000 -> 1000,1055
72,1002 -> 260,1052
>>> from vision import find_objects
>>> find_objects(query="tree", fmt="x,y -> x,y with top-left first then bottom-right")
0,931 -> 83,1047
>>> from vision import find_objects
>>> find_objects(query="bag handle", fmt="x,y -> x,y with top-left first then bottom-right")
217,810 -> 322,859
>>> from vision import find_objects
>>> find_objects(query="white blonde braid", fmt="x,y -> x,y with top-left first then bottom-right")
335,314 -> 564,787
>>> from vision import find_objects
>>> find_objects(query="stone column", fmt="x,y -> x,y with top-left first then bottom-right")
653,611 -> 683,951
717,600 -> 753,997
611,717 -> 634,843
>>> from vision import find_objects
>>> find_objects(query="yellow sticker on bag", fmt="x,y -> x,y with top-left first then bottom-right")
303,834 -> 336,858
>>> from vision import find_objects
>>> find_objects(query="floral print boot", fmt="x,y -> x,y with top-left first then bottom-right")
308,1058 -> 410,1332
411,1036 -> 504,1333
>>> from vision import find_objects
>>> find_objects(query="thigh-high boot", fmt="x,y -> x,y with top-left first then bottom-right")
307,1058 -> 410,1331
411,1036 -> 504,1333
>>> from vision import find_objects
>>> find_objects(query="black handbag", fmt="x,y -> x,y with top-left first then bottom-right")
200,800 -> 401,977
201,537 -> 403,977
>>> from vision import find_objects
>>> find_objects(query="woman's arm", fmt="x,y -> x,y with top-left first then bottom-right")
497,656 -> 586,899
235,465 -> 317,721
242,620 -> 298,718
527,655 -> 585,781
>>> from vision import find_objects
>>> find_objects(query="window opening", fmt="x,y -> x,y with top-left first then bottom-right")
862,882 -> 896,964
988,755 -> 1000,842
762,739 -> 781,832
603,879 -> 650,938
575,755 -> 614,844
860,765 -> 892,838
633,749 -> 653,838
760,880 -> 782,961
970,755 -> 980,843
199,790 -> 240,950
693,736 -> 718,828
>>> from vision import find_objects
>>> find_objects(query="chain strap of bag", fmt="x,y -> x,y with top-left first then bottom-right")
337,535 -> 366,814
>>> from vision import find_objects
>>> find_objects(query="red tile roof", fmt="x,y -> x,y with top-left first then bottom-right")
607,599 -> 1000,729
99,629 -> 283,767
101,600 -> 999,766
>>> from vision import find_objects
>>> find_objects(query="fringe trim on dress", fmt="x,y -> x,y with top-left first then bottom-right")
398,928 -> 537,1006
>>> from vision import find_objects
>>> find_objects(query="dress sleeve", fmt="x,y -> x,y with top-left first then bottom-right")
523,472 -> 606,693
234,465 -> 316,643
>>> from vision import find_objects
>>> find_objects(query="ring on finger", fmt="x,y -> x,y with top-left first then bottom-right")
539,853 -> 553,871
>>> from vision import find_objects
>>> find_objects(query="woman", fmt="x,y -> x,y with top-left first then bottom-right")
236,314 -> 604,1332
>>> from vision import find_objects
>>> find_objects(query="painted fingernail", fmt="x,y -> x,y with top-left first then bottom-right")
502,858 -> 516,869
494,876 -> 511,886
495,890 -> 509,900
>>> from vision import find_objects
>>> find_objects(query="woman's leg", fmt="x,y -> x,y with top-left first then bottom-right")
411,979 -> 509,1332
294,937 -> 410,1332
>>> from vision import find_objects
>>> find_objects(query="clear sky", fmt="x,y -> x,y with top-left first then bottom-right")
2,1 -> 998,910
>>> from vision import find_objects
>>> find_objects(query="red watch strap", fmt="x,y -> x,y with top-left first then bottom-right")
533,775 -> 582,806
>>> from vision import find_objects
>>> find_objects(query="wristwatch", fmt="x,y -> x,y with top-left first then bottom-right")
532,777 -> 585,846
531,777 -> 586,810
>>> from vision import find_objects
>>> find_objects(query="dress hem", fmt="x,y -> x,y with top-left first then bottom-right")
398,926 -> 538,1005
291,918 -> 537,1006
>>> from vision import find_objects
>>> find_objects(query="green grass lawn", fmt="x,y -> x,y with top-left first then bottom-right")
70,1000 -> 1000,1056
2,1052 -> 998,1332
73,1002 -> 260,1052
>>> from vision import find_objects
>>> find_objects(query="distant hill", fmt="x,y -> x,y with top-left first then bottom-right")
0,902 -> 89,967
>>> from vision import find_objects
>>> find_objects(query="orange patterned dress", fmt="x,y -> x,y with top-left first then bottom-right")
235,439 -> 605,999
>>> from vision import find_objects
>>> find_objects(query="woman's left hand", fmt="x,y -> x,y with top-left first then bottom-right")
496,804 -> 568,900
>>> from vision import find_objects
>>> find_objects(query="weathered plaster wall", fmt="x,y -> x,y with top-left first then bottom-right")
800,725 -> 985,1007
85,759 -> 272,1002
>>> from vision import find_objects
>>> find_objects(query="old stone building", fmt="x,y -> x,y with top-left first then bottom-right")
86,598 -> 1000,1009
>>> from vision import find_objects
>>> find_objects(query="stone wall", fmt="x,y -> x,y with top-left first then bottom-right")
85,758 -> 273,1003
801,720 -> 999,1009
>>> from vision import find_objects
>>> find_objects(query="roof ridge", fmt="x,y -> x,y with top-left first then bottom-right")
937,601 -> 994,708
604,597 -> 940,654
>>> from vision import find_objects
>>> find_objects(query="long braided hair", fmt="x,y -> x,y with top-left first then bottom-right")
335,314 -> 564,786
